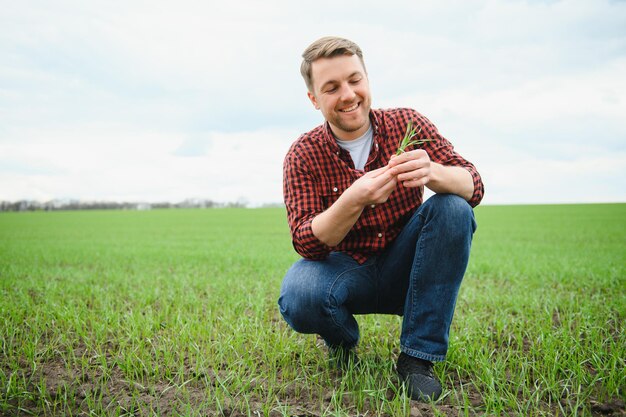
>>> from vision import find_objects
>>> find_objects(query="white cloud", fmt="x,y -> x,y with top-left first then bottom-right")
0,125 -> 298,205
1,0 -> 625,205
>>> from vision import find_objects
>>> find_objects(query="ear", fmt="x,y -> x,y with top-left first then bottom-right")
307,91 -> 320,110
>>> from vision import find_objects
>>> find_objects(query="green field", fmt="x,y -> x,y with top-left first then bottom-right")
1,204 -> 624,416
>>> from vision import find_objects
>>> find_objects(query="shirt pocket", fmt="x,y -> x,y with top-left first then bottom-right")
318,178 -> 353,209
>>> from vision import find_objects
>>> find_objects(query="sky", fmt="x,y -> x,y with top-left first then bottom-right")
1,0 -> 625,206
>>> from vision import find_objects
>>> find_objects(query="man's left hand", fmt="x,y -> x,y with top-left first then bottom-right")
387,149 -> 431,188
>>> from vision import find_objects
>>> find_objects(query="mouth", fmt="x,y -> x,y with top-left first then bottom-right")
338,102 -> 359,113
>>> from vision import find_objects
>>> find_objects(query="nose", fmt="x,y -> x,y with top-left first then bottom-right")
338,82 -> 356,102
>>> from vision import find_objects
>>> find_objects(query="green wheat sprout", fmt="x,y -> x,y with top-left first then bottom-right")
395,121 -> 432,155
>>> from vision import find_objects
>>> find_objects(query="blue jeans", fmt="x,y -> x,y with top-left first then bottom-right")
278,194 -> 477,362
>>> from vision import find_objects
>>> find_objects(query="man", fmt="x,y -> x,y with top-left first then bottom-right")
278,36 -> 484,402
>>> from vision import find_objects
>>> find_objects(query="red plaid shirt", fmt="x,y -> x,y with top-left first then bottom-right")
283,108 -> 484,263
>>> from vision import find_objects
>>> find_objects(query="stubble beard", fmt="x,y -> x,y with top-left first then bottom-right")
331,103 -> 370,136
333,117 -> 365,134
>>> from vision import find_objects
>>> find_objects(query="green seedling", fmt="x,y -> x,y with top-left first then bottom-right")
395,121 -> 432,155
1,204 -> 624,416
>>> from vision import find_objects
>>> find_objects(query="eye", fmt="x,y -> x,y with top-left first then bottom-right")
324,86 -> 338,94
349,78 -> 361,84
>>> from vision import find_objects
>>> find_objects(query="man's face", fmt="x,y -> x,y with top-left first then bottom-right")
307,54 -> 372,141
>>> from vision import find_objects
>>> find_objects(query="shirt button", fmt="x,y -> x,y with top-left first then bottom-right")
333,187 -> 338,192
377,233 -> 383,238
370,204 -> 375,208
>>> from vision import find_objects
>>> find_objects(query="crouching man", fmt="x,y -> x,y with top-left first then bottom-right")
278,36 -> 484,402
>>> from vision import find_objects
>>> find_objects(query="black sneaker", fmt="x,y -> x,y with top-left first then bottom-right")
328,345 -> 359,370
396,352 -> 442,402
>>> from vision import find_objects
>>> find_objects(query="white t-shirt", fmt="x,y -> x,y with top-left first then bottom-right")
335,125 -> 374,170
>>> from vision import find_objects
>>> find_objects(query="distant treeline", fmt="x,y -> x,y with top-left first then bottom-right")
0,199 -> 283,212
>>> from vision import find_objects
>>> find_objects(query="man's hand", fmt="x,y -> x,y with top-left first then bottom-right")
388,149 -> 475,201
345,166 -> 398,206
387,150 -> 431,188
311,166 -> 397,247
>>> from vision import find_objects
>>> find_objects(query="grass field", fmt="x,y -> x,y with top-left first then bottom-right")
1,204 -> 624,416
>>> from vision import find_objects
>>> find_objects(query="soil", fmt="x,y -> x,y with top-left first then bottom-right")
2,349 -> 624,417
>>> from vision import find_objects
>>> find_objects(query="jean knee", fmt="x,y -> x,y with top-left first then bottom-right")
278,265 -> 326,333
426,194 -> 476,235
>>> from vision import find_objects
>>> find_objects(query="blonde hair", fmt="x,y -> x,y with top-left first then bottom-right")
300,36 -> 366,92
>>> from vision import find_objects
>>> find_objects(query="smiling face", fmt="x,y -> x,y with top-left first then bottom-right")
307,54 -> 372,141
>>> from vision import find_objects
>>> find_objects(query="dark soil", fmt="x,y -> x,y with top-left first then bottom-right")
2,350 -> 624,417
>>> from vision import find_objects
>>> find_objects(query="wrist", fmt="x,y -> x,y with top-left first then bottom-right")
341,184 -> 368,209
428,162 -> 444,185
426,163 -> 474,201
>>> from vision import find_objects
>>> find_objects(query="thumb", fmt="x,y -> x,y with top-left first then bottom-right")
388,154 -> 401,166
366,166 -> 389,177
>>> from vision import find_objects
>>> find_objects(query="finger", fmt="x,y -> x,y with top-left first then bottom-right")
375,178 -> 398,201
389,160 -> 423,176
388,153 -> 408,168
402,176 -> 429,188
396,167 -> 429,182
391,159 -> 431,177
364,165 -> 390,178
371,170 -> 397,187
379,175 -> 397,189
388,149 -> 427,167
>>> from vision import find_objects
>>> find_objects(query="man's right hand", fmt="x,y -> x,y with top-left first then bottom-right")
312,166 -> 397,247
346,166 -> 398,207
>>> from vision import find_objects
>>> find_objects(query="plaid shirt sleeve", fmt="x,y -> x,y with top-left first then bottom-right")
409,110 -> 484,207
283,139 -> 333,260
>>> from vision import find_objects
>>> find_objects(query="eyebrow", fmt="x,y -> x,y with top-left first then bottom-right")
319,71 -> 363,91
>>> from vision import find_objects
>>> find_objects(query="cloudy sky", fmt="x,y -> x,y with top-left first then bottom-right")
1,0 -> 625,206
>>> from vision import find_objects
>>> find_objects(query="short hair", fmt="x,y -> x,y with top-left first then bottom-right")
300,36 -> 366,92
